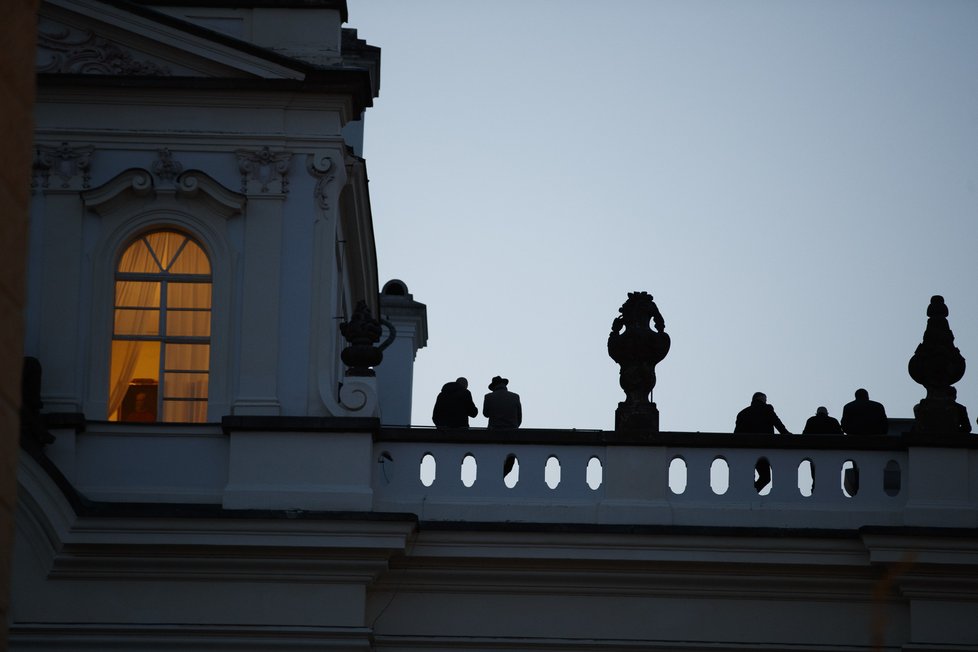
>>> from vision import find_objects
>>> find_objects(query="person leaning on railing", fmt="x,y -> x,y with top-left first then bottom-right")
734,392 -> 791,491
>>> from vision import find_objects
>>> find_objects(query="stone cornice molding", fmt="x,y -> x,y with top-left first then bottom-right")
82,166 -> 246,219
16,454 -> 414,583
134,0 -> 349,23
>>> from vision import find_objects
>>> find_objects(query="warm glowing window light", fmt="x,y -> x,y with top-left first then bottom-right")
109,230 -> 211,423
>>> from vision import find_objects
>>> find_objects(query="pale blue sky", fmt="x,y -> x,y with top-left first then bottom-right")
352,0 -> 978,432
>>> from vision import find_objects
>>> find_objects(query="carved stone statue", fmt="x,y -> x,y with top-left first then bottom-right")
608,291 -> 671,432
908,295 -> 967,433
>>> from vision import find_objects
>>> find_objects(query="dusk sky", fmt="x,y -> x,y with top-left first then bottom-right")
352,0 -> 978,433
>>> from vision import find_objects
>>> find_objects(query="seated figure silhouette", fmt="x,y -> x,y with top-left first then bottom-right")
734,392 -> 790,492
432,377 -> 478,429
841,388 -> 888,435
483,376 -> 522,429
802,406 -> 843,435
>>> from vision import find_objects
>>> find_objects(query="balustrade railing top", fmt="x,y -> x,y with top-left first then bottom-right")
377,426 -> 978,449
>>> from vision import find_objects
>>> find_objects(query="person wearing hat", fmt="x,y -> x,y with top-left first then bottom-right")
483,376 -> 522,429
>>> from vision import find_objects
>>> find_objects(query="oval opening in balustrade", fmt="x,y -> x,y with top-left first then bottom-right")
545,456 -> 561,489
420,453 -> 436,487
586,456 -> 603,490
710,457 -> 729,495
504,454 -> 519,488
798,459 -> 814,497
461,454 -> 477,488
884,459 -> 901,497
668,457 -> 687,495
754,457 -> 772,495
841,460 -> 858,498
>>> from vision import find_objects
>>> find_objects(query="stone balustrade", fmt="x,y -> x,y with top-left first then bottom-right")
35,419 -> 978,530
373,428 -> 978,529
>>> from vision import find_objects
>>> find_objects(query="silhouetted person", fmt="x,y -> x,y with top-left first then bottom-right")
735,392 -> 791,435
483,376 -> 522,429
950,387 -> 972,434
841,388 -> 888,435
802,406 -> 843,435
734,392 -> 790,492
432,377 -> 478,428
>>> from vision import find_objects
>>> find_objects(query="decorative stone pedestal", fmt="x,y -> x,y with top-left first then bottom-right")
912,398 -> 960,434
615,401 -> 659,433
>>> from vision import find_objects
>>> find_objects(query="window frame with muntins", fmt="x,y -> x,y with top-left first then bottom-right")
109,229 -> 212,423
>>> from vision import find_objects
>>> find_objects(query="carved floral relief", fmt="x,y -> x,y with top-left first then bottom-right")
33,142 -> 94,190
236,147 -> 293,194
37,20 -> 172,76
152,148 -> 184,183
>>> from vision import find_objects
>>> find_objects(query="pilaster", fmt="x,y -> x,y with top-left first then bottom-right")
35,188 -> 85,412
231,163 -> 288,415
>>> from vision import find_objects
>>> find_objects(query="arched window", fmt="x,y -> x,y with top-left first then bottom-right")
109,230 -> 211,423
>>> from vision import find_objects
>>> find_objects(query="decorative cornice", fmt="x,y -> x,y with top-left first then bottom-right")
174,170 -> 248,218
82,167 -> 245,219
37,21 -> 172,76
32,142 -> 94,191
80,168 -> 153,213
236,146 -> 292,194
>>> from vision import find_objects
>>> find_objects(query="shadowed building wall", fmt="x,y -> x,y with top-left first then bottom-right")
0,0 -> 39,648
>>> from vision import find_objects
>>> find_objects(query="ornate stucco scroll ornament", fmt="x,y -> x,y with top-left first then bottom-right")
36,22 -> 171,75
152,148 -> 184,183
608,291 -> 672,433
32,142 -> 94,190
909,295 -> 967,433
236,146 -> 292,194
306,153 -> 335,210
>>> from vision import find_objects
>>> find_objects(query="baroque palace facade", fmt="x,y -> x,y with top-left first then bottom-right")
10,1 -> 978,651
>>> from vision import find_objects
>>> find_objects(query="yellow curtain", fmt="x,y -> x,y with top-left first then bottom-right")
108,239 -> 161,420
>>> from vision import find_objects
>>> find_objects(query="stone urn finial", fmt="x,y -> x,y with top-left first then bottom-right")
608,291 -> 671,432
340,300 -> 384,376
909,295 -> 966,433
